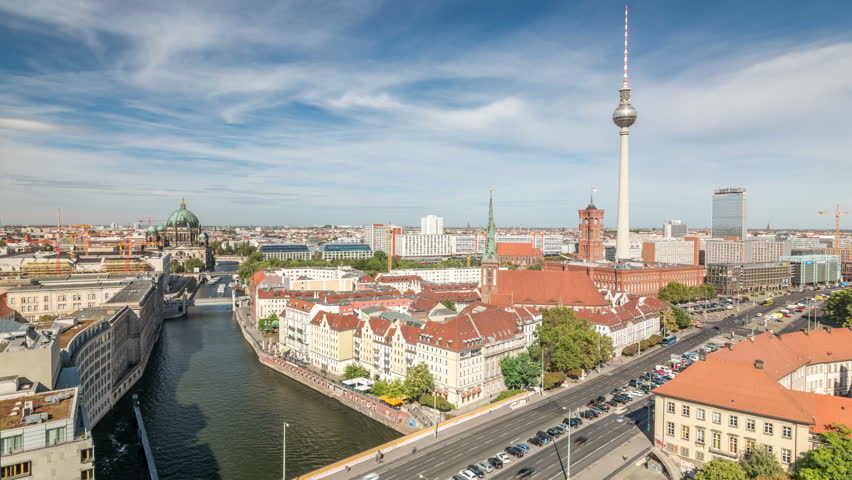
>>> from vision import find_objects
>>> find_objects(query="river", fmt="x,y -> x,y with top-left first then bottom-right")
92,270 -> 400,479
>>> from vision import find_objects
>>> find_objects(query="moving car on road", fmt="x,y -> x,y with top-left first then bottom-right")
516,467 -> 535,479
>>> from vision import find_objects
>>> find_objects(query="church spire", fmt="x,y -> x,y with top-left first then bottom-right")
482,187 -> 498,264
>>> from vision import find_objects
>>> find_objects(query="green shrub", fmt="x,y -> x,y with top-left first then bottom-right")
566,368 -> 584,379
543,371 -> 567,390
649,334 -> 663,345
418,394 -> 455,411
622,344 -> 639,356
491,389 -> 522,403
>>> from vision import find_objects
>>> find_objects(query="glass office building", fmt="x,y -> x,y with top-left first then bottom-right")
712,188 -> 748,239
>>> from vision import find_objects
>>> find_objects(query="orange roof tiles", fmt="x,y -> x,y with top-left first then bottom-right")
491,270 -> 607,308
576,296 -> 668,332
655,328 -> 852,430
310,312 -> 359,331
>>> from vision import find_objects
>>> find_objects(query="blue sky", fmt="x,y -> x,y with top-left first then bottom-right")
1,0 -> 850,229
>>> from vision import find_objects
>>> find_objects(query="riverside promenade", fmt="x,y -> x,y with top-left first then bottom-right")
234,306 -> 419,434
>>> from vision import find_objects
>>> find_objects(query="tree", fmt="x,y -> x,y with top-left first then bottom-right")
384,380 -> 405,399
741,445 -> 786,479
527,263 -> 542,271
170,258 -> 185,273
440,299 -> 457,312
418,394 -> 455,411
529,307 -> 612,374
672,306 -> 692,329
695,458 -> 747,480
403,363 -> 434,399
660,310 -> 678,336
500,262 -> 519,270
658,281 -> 689,304
183,257 -> 205,272
824,289 -> 852,327
500,353 -> 541,389
258,312 -> 277,330
38,314 -> 58,322
344,364 -> 370,380
796,423 -> 852,480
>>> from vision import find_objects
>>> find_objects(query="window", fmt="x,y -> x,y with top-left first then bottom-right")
682,405 -> 690,417
746,439 -> 755,454
712,432 -> 721,450
666,422 -> 675,436
1,434 -> 23,454
43,296 -> 49,302
696,451 -> 705,461
9,297 -> 14,305
681,447 -> 690,457
58,304 -> 66,310
712,411 -> 721,424
46,426 -> 66,445
696,408 -> 705,420
81,447 -> 94,463
667,401 -> 675,413
81,469 -> 94,480
781,448 -> 791,464
681,425 -> 690,440
729,415 -> 738,428
729,435 -> 738,454
696,429 -> 705,444
87,293 -> 96,300
1,462 -> 31,479
746,418 -> 755,431
764,422 -> 774,435
782,426 -> 792,439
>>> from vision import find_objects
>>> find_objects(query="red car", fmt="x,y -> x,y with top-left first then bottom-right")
783,314 -> 792,318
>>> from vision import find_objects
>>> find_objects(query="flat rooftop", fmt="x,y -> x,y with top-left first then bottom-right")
103,279 -> 153,304
0,389 -> 76,431
0,328 -> 54,354
58,319 -> 101,348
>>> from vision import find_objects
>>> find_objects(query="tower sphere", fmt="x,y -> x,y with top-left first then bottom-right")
613,102 -> 637,128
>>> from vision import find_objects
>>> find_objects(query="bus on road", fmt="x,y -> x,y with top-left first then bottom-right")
662,335 -> 678,347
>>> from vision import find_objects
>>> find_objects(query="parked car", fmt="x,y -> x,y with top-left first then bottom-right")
487,457 -> 503,469
592,403 -> 610,412
528,436 -> 543,447
595,395 -> 607,403
515,443 -> 530,453
458,470 -> 477,480
537,430 -> 552,440
506,446 -> 524,457
566,417 -> 583,428
547,427 -> 563,437
466,465 -> 485,478
453,476 -> 466,480
496,452 -> 511,464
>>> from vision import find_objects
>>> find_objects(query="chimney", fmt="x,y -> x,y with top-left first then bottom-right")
801,329 -> 808,336
699,353 -> 706,361
754,359 -> 764,370
22,401 -> 33,417
725,342 -> 733,350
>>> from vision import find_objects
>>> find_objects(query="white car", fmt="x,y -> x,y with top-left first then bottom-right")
458,469 -> 477,480
756,312 -> 763,317
496,452 -> 511,464
629,390 -> 645,397
477,462 -> 493,473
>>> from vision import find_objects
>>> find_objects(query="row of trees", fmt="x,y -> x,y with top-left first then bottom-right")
237,251 -> 479,280
211,241 -> 257,257
695,424 -> 851,480
824,288 -> 852,327
344,363 -> 437,404
657,281 -> 717,304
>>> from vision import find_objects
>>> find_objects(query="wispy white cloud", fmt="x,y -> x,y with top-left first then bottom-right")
0,117 -> 64,132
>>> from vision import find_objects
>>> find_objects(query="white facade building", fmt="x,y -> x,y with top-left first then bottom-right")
387,267 -> 480,284
394,234 -> 455,257
420,215 -> 444,235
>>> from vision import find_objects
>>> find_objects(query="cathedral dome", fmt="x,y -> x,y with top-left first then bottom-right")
166,198 -> 200,229
147,226 -> 157,232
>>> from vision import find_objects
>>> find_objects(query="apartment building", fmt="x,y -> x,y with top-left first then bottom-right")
394,234 -> 455,257
0,388 -> 95,480
386,268 -> 480,285
779,255 -> 842,286
319,243 -> 372,260
642,239 -> 698,265
653,329 -> 852,473
576,296 -> 667,354
280,299 -> 341,361
705,239 -> 791,265
308,312 -> 359,375
257,244 -> 312,261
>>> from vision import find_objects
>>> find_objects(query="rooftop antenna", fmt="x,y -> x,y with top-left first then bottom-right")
623,4 -> 629,87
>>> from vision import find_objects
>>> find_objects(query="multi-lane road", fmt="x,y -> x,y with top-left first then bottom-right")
371,289 -> 833,480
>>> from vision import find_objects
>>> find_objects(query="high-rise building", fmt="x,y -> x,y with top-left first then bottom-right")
712,188 -> 748,240
613,5 -> 638,260
363,224 -> 400,255
663,220 -> 688,238
420,215 -> 444,235
577,197 -> 605,262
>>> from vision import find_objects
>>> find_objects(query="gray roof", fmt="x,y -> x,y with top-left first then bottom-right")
103,280 -> 153,305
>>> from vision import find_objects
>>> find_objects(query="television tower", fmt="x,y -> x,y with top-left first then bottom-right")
613,5 -> 637,261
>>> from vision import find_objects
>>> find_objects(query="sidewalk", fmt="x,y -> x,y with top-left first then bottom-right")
573,432 -> 654,480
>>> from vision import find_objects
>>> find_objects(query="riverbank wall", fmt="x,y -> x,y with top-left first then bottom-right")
233,307 -> 418,435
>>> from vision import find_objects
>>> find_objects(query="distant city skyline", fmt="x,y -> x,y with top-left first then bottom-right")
1,1 -> 851,229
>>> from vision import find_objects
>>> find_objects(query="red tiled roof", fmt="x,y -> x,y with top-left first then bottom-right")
421,291 -> 481,303
251,271 -> 267,286
655,328 -> 852,430
0,294 -> 20,320
418,307 -> 527,352
409,296 -> 440,313
378,275 -> 424,283
359,274 -> 376,283
422,283 -> 478,293
490,270 -> 607,308
310,311 -> 359,331
497,243 -> 543,257
575,296 -> 668,332
286,298 -> 317,312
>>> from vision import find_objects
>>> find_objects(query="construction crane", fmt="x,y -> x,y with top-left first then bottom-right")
818,203 -> 850,248
138,217 -> 166,226
385,223 -> 395,273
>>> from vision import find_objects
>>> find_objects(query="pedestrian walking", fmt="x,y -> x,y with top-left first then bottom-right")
345,465 -> 351,472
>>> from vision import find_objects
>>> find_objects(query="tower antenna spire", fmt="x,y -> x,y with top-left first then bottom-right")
623,4 -> 629,87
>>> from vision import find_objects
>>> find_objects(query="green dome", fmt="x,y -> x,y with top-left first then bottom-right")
147,226 -> 157,232
166,198 -> 200,228
156,225 -> 165,232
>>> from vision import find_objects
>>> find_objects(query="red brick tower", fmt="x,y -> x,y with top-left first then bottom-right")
577,195 -> 605,262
